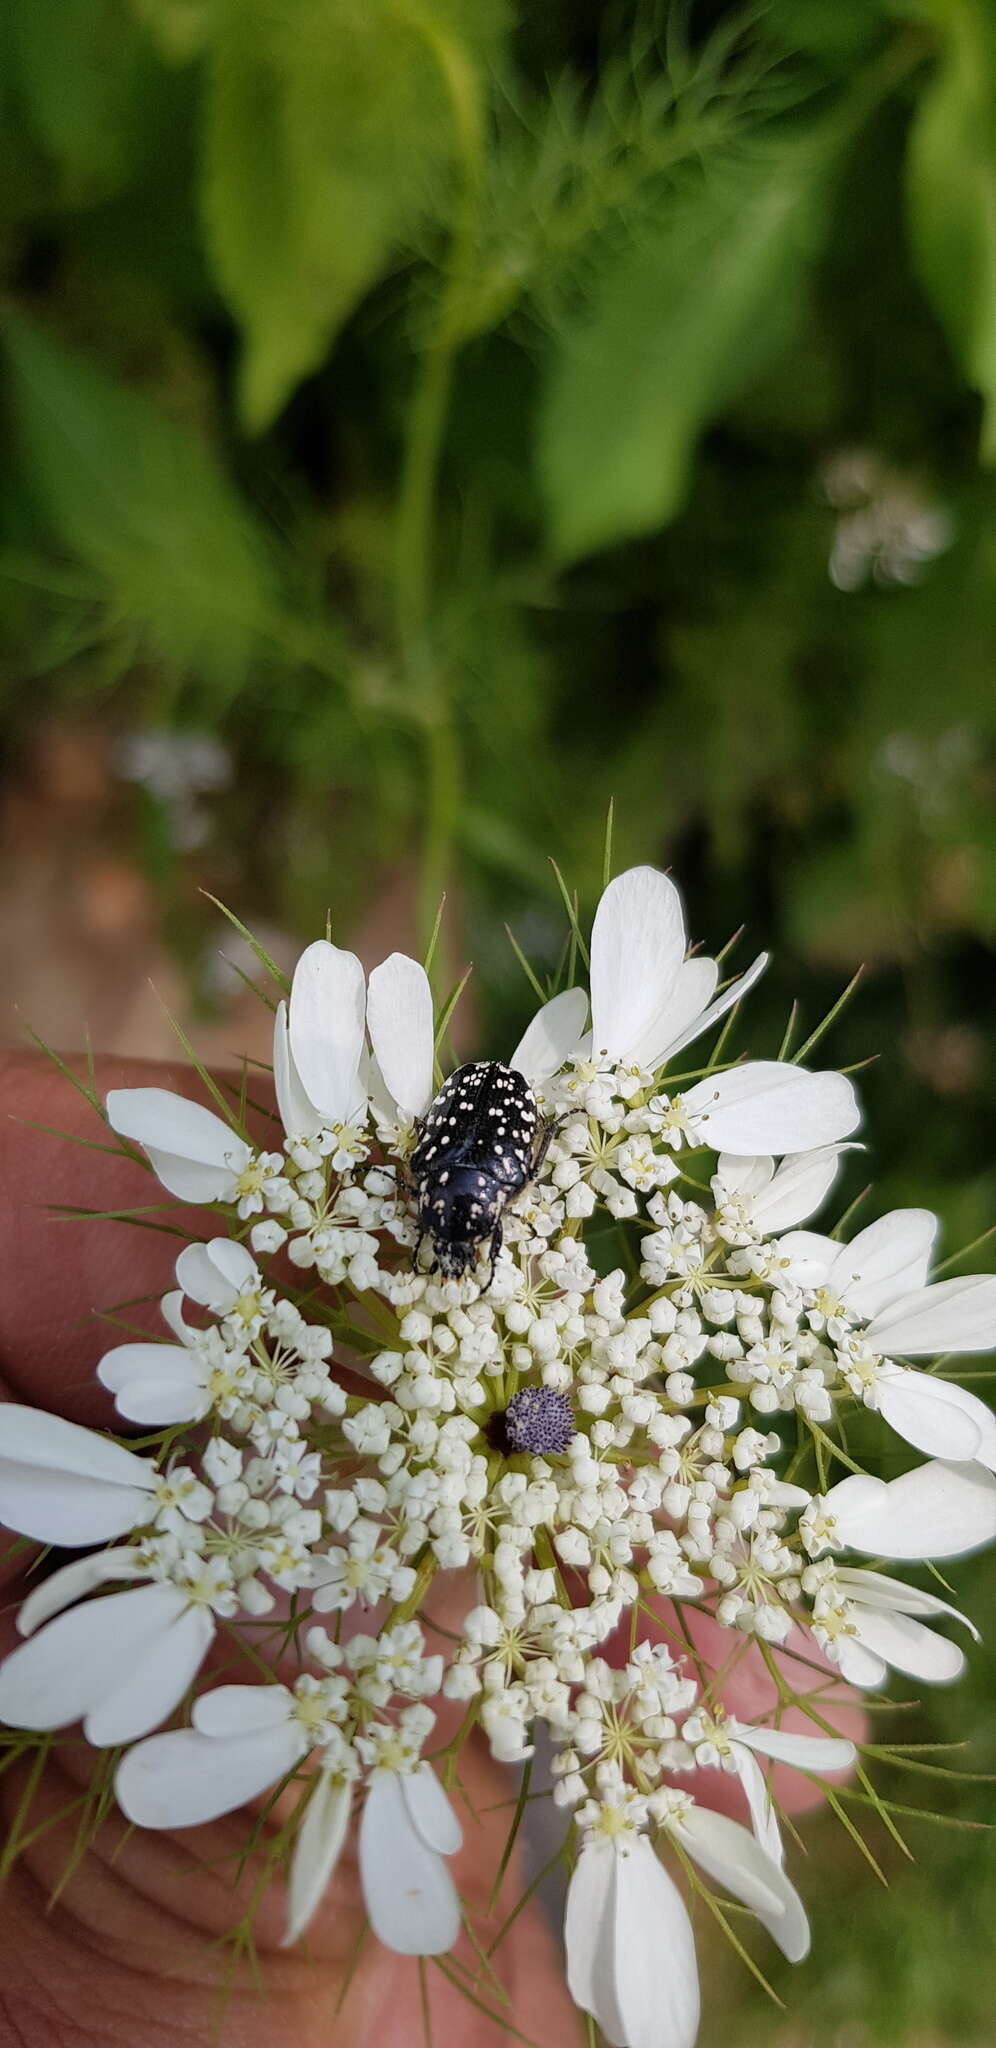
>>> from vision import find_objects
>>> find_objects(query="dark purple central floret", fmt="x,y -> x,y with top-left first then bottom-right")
502,1387 -> 575,1456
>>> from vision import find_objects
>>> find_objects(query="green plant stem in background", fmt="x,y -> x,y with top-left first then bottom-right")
394,8 -> 486,954
396,325 -> 463,959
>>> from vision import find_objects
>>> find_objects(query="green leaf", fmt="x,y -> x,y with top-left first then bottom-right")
8,0 -> 150,200
537,141 -> 835,562
130,0 -> 215,65
3,312 -> 280,690
201,0 -> 506,433
906,0 -> 996,458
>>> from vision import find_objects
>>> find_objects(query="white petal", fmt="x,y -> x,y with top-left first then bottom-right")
657,951 -> 769,1063
849,1606 -> 966,1685
865,1275 -> 996,1358
117,1717 -> 305,1828
160,1288 -> 192,1343
287,941 -> 366,1125
98,1343 -> 191,1393
0,1406 -> 153,1487
613,1839 -> 700,2048
364,1048 -> 396,1127
716,1155 -> 776,1197
400,1763 -> 463,1855
752,1146 -> 852,1233
97,1345 -> 209,1426
683,1063 -> 861,1155
107,1373 -> 210,1428
176,1238 -> 258,1311
367,954 -> 435,1118
837,1566 -> 980,1637
510,987 -> 589,1086
641,957 -> 719,1068
565,1838 -> 626,2046
589,867 -> 686,1064
826,1460 -> 996,1560
834,1637 -> 889,1688
732,1723 -> 857,1776
85,1600 -> 215,1746
106,1088 -> 249,1200
0,1465 -> 152,1547
832,1209 -> 938,1320
671,1806 -> 781,1914
284,1771 -> 354,1945
0,1408 -> 153,1545
204,1238 -> 259,1293
0,1582 -> 188,1734
17,1547 -> 148,1636
145,1152 -> 246,1202
733,1744 -> 784,1867
175,1242 -> 227,1306
774,1230 -> 840,1287
359,1773 -> 460,1956
900,1378 -> 996,1471
819,1471 -> 883,1526
672,1806 -> 810,1962
192,1683 -> 295,1736
273,1001 -> 323,1140
876,1367 -> 987,1463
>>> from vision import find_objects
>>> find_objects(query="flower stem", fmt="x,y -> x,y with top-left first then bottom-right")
394,16 -> 485,951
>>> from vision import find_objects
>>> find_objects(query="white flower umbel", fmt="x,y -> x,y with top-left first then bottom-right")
3,858 -> 996,2048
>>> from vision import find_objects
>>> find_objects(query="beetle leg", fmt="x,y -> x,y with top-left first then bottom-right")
412,1228 -> 437,1276
479,1216 -> 504,1294
530,1113 -> 563,1180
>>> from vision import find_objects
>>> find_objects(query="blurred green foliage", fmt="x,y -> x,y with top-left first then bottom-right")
1,0 -> 993,961
1,4 -> 996,2036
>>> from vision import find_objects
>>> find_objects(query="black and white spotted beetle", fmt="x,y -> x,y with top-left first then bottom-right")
408,1060 -> 555,1283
